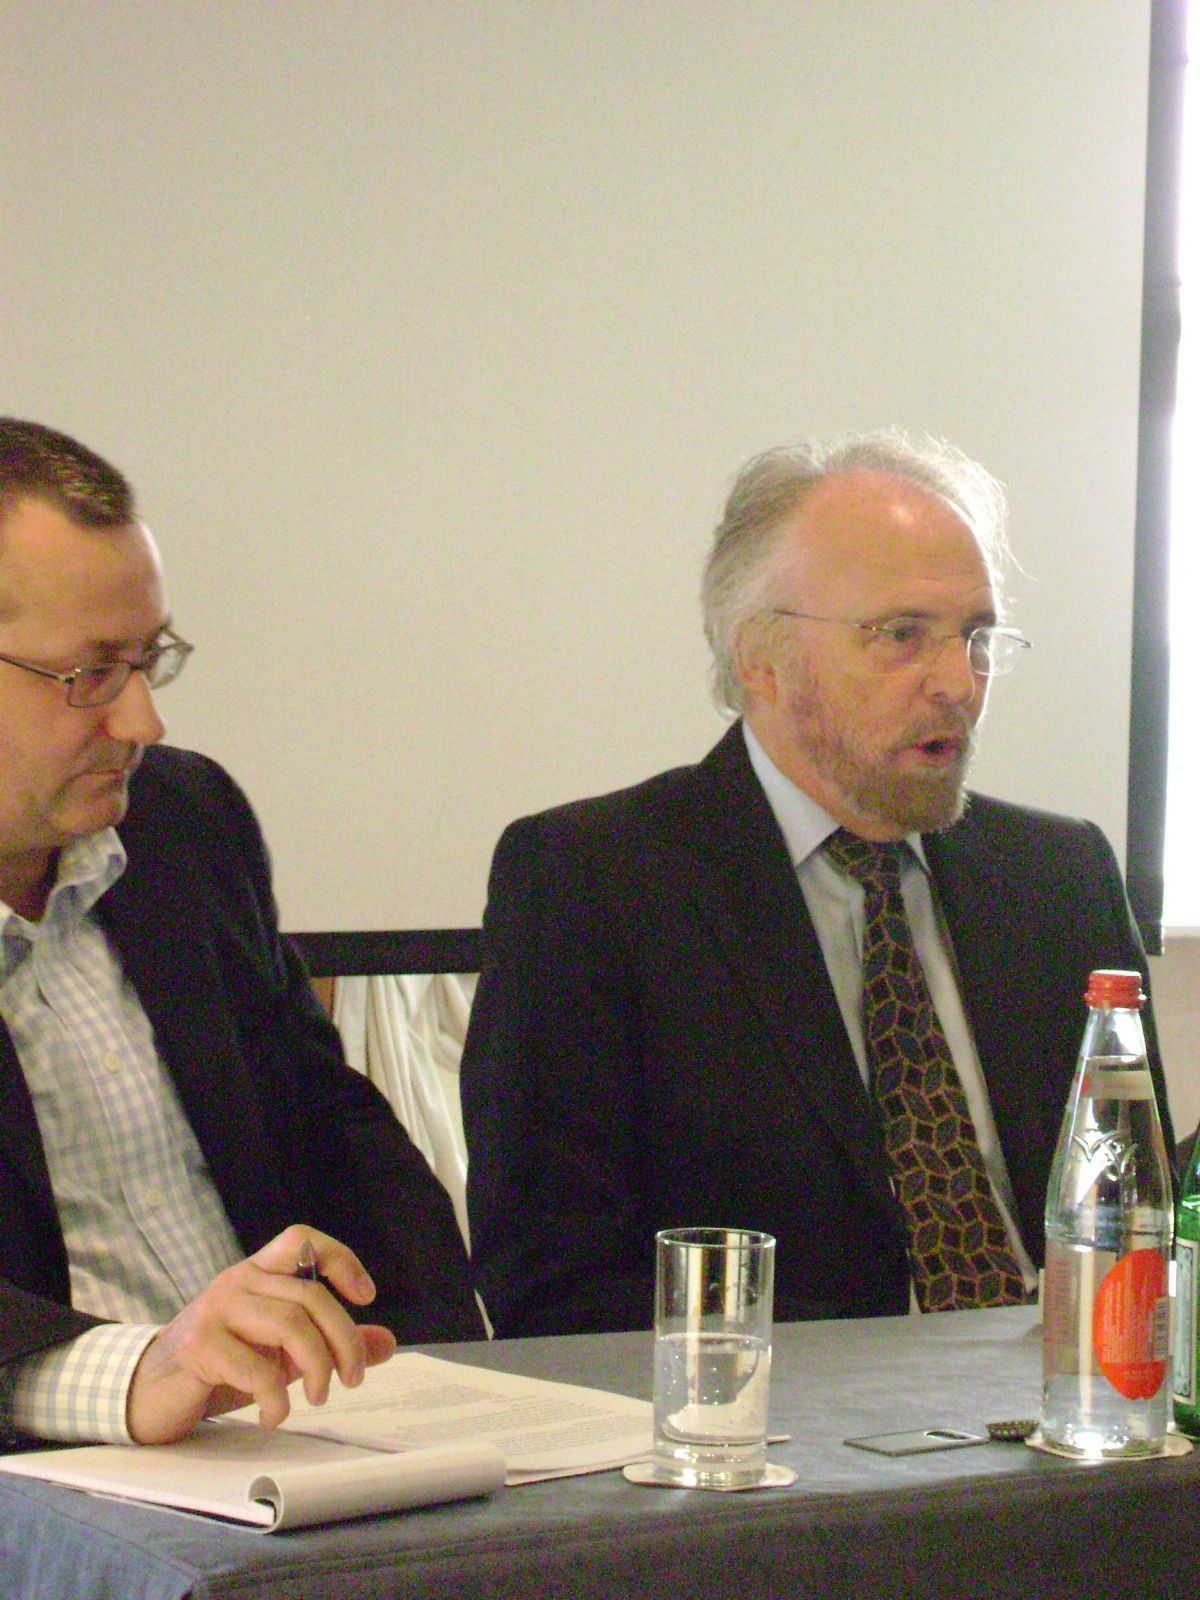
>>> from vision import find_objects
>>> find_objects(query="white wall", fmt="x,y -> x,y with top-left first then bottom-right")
1,1 -> 1151,930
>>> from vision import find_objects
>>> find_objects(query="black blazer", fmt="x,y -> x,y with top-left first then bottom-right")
0,745 -> 483,1369
461,722 -> 1171,1338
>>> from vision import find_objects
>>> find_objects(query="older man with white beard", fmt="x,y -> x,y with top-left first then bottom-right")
461,429 -> 1172,1339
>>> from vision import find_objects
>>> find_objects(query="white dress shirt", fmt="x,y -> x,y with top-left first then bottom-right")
743,724 -> 1037,1302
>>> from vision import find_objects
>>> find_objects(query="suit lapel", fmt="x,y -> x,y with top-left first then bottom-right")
676,726 -> 895,1212
95,821 -> 280,1251
0,1029 -> 55,1203
924,808 -> 1014,1097
923,806 -> 1045,1241
0,1026 -> 71,1295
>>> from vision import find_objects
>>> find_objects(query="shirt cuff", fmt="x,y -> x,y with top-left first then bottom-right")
1,1323 -> 160,1444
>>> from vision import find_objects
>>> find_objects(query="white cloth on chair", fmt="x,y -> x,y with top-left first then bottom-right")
332,973 -> 476,1248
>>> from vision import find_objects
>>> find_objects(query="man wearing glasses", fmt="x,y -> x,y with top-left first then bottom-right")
0,418 -> 482,1448
462,429 -> 1172,1338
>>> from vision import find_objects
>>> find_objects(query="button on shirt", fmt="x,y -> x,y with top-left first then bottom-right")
743,725 -> 1037,1303
0,829 -> 244,1441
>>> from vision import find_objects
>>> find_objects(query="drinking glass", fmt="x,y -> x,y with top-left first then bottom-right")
651,1226 -> 775,1488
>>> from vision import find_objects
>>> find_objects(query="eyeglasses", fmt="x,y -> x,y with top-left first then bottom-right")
768,610 -> 1031,677
0,628 -> 194,708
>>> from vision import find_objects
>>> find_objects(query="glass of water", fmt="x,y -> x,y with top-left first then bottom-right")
651,1226 -> 776,1488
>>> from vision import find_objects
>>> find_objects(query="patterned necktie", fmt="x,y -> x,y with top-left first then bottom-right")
824,828 -> 1027,1311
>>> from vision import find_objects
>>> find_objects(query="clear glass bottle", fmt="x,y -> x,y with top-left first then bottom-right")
1039,969 -> 1173,1457
1172,1136 -> 1200,1434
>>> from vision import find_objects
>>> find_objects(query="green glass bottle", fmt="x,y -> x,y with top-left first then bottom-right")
1173,1136 -> 1200,1435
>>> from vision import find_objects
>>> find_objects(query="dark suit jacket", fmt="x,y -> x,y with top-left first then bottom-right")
0,745 -> 483,1371
461,723 -> 1172,1338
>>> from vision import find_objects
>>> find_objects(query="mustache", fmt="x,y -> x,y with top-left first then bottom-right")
895,717 -> 974,750
77,743 -> 142,775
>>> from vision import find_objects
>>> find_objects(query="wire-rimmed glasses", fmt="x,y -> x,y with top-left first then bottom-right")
768,610 -> 1030,676
0,627 -> 194,707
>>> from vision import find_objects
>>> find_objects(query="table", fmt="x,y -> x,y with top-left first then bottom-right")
1,1306 -> 1196,1600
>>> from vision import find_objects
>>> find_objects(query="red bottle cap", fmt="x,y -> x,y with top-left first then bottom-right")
1085,969 -> 1145,1009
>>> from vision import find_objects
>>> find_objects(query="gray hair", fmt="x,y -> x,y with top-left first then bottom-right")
700,428 -> 1011,713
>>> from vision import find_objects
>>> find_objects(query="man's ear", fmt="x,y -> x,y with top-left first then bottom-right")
733,618 -> 781,707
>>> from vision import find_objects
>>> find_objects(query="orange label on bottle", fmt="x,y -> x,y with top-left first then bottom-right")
1092,1248 -> 1168,1400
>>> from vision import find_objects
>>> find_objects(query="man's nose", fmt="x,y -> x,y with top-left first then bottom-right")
921,634 -> 981,706
102,667 -> 166,746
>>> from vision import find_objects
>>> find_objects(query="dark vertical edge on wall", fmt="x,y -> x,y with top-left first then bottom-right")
1128,0 -> 1187,956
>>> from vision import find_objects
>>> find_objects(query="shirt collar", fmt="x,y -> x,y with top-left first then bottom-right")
741,721 -> 929,872
0,828 -> 127,958
53,828 -> 127,916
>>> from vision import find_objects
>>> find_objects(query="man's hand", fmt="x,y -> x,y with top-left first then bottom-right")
125,1226 -> 397,1444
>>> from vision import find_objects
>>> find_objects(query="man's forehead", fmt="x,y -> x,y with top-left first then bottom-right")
0,502 -> 167,639
796,468 -> 973,536
779,469 -> 988,589
0,500 -> 159,576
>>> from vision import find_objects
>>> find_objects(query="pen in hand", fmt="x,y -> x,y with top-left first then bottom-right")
291,1235 -> 382,1397
295,1238 -> 319,1282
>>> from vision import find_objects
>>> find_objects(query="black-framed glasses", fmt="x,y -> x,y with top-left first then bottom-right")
0,628 -> 194,708
769,610 -> 1031,677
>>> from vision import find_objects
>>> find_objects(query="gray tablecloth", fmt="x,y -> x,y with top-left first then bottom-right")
1,1306 -> 1194,1600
